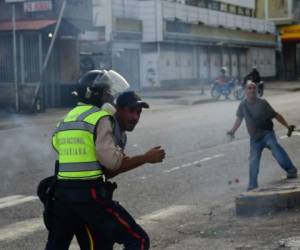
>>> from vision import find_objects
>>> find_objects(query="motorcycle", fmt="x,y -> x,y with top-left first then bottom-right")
257,81 -> 264,97
233,80 -> 264,100
210,78 -> 237,100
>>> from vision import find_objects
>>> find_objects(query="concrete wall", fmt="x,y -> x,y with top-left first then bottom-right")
140,1 -> 163,42
93,0 -> 113,41
188,24 -> 276,46
140,42 -> 275,88
88,0 -> 277,89
112,0 -> 139,19
141,49 -> 159,87
91,0 -> 275,42
161,1 -> 275,34
159,45 -> 197,81
247,47 -> 276,77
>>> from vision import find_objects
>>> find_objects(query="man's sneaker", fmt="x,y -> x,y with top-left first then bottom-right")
287,172 -> 298,179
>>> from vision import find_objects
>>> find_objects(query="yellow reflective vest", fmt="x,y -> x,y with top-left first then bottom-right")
52,105 -> 112,180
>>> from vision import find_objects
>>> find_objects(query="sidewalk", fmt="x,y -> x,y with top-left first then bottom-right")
138,80 -> 300,106
1,80 -> 300,129
138,85 -> 212,106
265,80 -> 300,91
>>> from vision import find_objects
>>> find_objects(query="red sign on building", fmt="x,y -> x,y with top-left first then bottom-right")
24,1 -> 52,12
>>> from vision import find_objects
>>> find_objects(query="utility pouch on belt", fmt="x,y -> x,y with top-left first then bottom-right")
37,175 -> 56,230
37,161 -> 58,230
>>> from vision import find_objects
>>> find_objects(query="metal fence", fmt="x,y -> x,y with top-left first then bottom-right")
0,33 -> 13,83
0,32 -> 40,85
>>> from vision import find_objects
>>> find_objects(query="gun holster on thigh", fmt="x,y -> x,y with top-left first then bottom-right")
37,176 -> 56,230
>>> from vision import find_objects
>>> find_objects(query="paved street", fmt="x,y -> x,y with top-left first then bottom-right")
0,86 -> 300,249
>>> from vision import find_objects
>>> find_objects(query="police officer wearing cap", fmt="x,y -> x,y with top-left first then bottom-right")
44,70 -> 166,250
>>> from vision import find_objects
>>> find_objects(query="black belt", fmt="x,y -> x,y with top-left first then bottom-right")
56,178 -> 104,188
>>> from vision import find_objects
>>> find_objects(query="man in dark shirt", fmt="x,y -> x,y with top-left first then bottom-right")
248,67 -> 261,83
227,81 -> 297,191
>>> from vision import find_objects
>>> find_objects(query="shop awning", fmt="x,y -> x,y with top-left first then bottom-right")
0,19 -> 57,31
281,24 -> 300,42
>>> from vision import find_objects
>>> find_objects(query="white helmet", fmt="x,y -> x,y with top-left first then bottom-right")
75,69 -> 130,107
93,70 -> 130,96
221,66 -> 228,73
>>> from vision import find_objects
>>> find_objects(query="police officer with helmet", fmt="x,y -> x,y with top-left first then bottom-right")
43,69 -> 166,250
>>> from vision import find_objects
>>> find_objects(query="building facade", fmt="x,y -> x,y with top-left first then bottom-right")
81,0 -> 276,89
256,0 -> 300,80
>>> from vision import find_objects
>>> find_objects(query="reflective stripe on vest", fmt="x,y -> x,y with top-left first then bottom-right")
52,105 -> 112,180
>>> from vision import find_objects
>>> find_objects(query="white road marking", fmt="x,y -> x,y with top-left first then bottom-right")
164,154 -> 224,173
0,218 -> 44,242
164,166 -> 181,173
138,205 -> 191,223
0,195 -> 24,203
0,195 -> 38,209
0,202 -> 192,245
280,132 -> 300,139
280,135 -> 288,139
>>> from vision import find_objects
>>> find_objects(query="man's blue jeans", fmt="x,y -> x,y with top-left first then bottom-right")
248,130 -> 297,190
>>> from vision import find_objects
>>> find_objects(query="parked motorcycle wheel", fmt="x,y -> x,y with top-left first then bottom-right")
257,82 -> 264,97
234,87 -> 245,100
211,86 -> 221,100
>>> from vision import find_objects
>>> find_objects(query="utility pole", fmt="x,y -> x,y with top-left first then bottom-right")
12,3 -> 18,112
5,0 -> 25,112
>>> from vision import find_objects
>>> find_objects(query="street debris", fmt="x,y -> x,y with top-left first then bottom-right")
279,237 -> 300,249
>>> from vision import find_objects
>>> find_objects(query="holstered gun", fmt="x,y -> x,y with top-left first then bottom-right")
98,181 -> 117,200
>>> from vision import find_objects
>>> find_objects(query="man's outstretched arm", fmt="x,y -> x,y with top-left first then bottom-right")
227,117 -> 243,136
275,113 -> 289,129
105,146 -> 165,178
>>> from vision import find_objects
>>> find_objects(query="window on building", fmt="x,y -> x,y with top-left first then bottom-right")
238,7 -> 245,15
220,3 -> 228,12
166,21 -> 191,33
197,0 -> 208,8
293,1 -> 300,19
229,5 -> 237,14
186,0 -> 198,6
245,8 -> 251,17
208,1 -> 220,11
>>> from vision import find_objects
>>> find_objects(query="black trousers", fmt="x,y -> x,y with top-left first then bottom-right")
45,186 -> 149,250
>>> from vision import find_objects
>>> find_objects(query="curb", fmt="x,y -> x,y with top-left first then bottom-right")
173,97 -> 213,106
235,180 -> 300,216
265,87 -> 300,92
